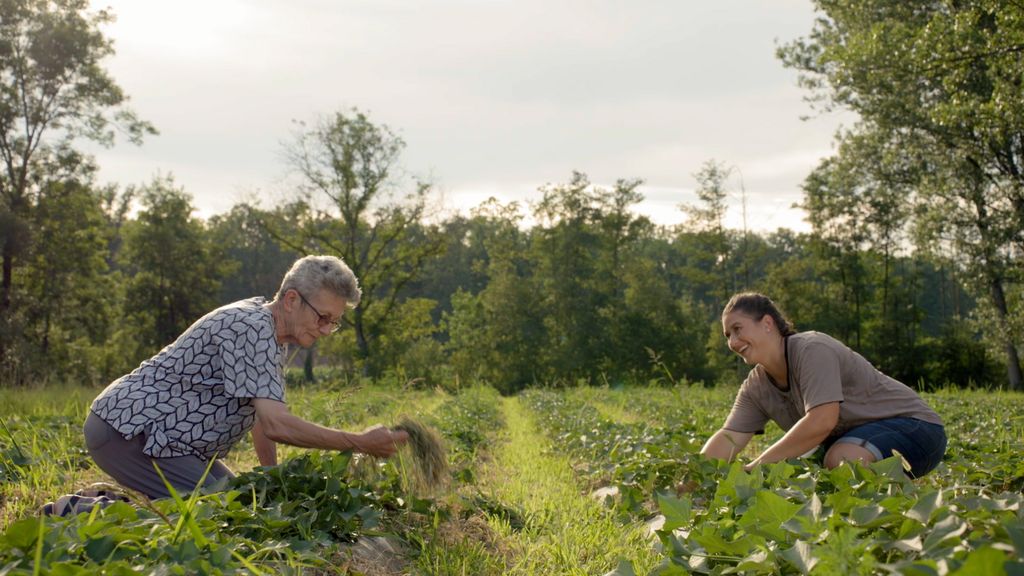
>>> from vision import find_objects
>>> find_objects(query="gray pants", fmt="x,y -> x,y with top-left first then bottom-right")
84,411 -> 234,499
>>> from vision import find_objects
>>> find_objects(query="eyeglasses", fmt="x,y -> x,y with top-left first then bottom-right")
295,291 -> 343,333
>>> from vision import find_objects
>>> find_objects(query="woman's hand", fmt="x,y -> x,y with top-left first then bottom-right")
748,402 -> 838,467
350,425 -> 410,457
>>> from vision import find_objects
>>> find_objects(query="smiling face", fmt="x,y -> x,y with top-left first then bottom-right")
722,310 -> 776,366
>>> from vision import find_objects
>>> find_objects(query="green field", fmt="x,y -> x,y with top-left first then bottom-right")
1,382 -> 1022,575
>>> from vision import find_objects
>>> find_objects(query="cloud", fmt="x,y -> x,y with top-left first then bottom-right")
86,0 -> 845,237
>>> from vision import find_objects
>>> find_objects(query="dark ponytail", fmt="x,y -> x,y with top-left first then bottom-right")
722,293 -> 796,337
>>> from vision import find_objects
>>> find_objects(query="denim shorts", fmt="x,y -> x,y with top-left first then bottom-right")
827,417 -> 947,478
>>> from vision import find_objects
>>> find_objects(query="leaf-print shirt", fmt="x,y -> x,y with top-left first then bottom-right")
91,298 -> 286,460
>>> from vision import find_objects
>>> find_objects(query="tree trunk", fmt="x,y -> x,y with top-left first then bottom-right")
1,237 -> 10,313
989,276 -> 1024,390
353,307 -> 371,377
0,236 -> 13,367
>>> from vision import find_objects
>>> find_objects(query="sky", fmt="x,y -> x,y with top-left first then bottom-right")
84,0 -> 853,233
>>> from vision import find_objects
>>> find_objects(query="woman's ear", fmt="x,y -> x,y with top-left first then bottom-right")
760,314 -> 776,333
283,288 -> 299,312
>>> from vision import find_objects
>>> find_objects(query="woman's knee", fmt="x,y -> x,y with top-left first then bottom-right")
824,442 -> 876,469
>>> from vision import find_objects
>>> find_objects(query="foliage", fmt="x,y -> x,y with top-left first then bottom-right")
272,108 -> 447,377
526,385 -> 1024,575
116,176 -> 231,369
0,381 -> 512,573
0,0 -> 154,382
778,0 -> 1024,389
207,204 -> 300,303
3,381 -> 1024,573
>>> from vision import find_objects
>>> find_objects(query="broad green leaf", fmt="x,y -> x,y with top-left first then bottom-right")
826,463 -> 856,487
691,527 -> 757,556
804,492 -> 822,523
949,546 -> 1008,576
1005,561 -> 1024,576
923,515 -> 969,552
657,493 -> 691,531
739,491 -> 802,540
896,516 -> 927,540
734,549 -> 773,573
1005,522 -> 1024,555
849,504 -> 887,526
780,540 -> 817,574
650,559 -> 690,576
83,536 -> 116,563
765,460 -> 796,485
907,489 -> 942,524
826,490 -> 867,515
870,455 -> 911,482
1,518 -> 41,550
888,536 -> 924,553
897,560 -> 940,576
714,462 -> 758,506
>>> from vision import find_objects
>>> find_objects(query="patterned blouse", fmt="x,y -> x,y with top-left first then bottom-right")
91,298 -> 286,460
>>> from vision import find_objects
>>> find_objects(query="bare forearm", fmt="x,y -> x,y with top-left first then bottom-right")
749,418 -> 830,467
262,412 -> 358,451
252,420 -> 278,466
701,429 -> 753,461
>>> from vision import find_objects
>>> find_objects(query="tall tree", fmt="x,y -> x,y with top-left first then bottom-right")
119,176 -> 227,359
208,204 -> 298,302
13,156 -> 120,383
0,0 -> 153,370
277,109 -> 445,376
443,200 -> 538,390
678,160 -> 734,313
780,0 -> 1024,388
530,172 -> 606,382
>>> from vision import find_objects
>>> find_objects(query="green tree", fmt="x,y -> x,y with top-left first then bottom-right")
677,160 -> 735,315
531,173 -> 623,383
779,0 -> 1024,388
13,160 -> 121,383
0,0 -> 154,372
800,130 -> 917,348
119,176 -> 228,361
208,204 -> 299,302
277,109 -> 445,376
412,213 -> 492,323
444,199 -> 543,392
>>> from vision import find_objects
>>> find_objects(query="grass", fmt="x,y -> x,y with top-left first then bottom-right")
473,396 -> 661,575
0,381 -> 443,529
4,380 -> 1023,574
0,385 -> 109,526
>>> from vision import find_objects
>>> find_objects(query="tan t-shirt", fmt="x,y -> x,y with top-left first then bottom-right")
723,331 -> 942,439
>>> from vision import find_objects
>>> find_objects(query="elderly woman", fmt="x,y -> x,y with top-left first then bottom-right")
84,255 -> 408,499
702,292 -> 946,478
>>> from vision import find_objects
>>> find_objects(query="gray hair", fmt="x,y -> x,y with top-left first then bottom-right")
275,255 -> 362,307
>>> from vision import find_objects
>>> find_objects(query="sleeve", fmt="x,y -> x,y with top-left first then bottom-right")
722,375 -> 770,434
795,342 -> 844,411
219,316 -> 285,402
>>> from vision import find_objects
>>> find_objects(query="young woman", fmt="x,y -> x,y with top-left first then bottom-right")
702,292 -> 946,477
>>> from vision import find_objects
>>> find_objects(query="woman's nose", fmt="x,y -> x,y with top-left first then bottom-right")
727,333 -> 740,350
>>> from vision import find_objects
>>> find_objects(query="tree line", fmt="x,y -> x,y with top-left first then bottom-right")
0,0 -> 1020,391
